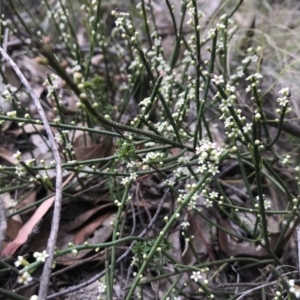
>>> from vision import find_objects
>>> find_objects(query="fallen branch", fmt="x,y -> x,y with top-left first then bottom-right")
0,46 -> 63,300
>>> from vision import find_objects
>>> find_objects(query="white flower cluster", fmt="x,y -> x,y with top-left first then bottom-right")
177,188 -> 200,210
203,190 -> 219,208
148,36 -> 171,74
11,151 -> 27,177
173,166 -> 190,178
97,281 -> 107,299
217,84 -> 251,140
14,251 -> 49,285
195,140 -> 223,176
49,3 -> 72,51
154,121 -> 174,135
142,151 -> 164,164
0,15 -> 9,27
1,84 -> 17,102
282,154 -> 291,165
121,172 -> 137,186
43,74 -> 58,97
254,195 -> 271,210
33,250 -> 49,262
186,1 -> 205,27
276,87 -> 291,112
230,47 -> 260,81
289,279 -> 300,298
245,73 -> 263,93
112,10 -> 138,45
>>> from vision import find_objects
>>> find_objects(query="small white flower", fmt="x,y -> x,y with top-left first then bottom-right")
264,200 -> 271,209
18,271 -> 33,285
7,110 -> 17,118
196,164 -> 207,174
212,74 -> 224,85
207,163 -> 219,176
121,177 -> 130,186
54,132 -> 63,143
66,143 -> 73,150
177,156 -> 190,164
289,279 -> 300,298
181,221 -> 190,229
12,151 -> 22,160
243,123 -> 252,133
30,296 -> 39,300
33,250 -> 49,262
188,200 -> 196,210
129,172 -> 137,181
163,179 -> 175,186
25,158 -> 35,167
289,279 -> 295,288
204,199 -> 213,208
15,256 -> 26,267
191,271 -> 202,282
276,97 -> 289,107
15,165 -> 25,177
278,87 -> 290,97
98,282 -> 106,294
130,256 -> 139,266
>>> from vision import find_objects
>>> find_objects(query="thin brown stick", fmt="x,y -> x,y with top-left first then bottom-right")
0,196 -> 7,253
0,47 -> 63,300
297,227 -> 300,278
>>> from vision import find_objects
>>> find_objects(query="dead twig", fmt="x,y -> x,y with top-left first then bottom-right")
297,227 -> 300,278
0,196 -> 7,253
0,46 -> 63,300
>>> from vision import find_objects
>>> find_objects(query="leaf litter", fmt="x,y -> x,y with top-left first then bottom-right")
1,0 -> 300,299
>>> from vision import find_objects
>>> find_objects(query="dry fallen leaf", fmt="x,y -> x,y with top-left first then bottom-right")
1,174 -> 73,257
66,202 -> 114,232
7,124 -> 45,137
1,218 -> 22,253
73,141 -> 114,161
182,209 -> 215,264
57,213 -> 116,265
217,214 -> 298,258
73,211 -> 115,245
0,147 -> 17,165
